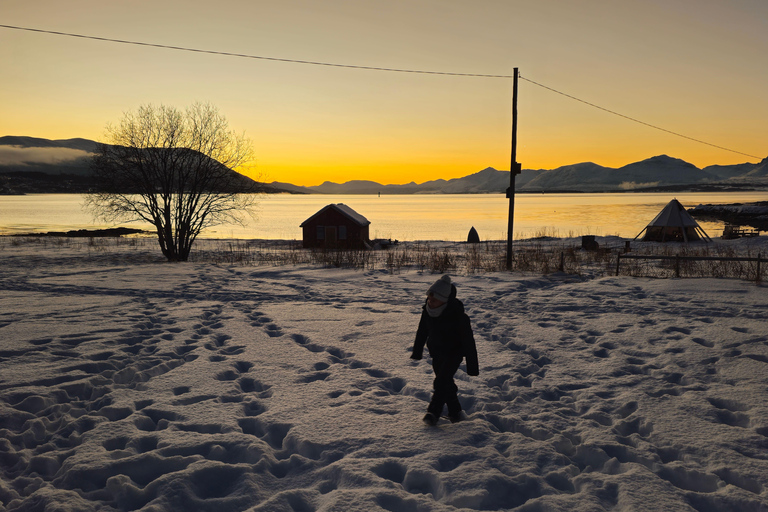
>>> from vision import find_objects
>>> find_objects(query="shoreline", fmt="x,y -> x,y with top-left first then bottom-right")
3,184 -> 768,196
0,227 -> 148,237
2,194 -> 766,243
689,202 -> 768,231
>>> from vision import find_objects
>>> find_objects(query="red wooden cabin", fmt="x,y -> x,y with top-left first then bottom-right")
300,204 -> 371,249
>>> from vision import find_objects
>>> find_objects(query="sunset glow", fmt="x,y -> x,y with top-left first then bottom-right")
1,1 -> 766,186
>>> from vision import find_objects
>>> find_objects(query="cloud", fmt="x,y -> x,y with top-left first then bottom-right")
619,181 -> 660,190
0,146 -> 93,166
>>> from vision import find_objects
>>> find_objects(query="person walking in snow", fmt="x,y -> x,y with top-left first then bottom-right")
411,275 -> 479,426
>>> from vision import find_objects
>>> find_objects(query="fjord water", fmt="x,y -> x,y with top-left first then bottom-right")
1,192 -> 765,241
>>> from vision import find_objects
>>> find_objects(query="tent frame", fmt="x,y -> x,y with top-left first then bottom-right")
634,199 -> 712,243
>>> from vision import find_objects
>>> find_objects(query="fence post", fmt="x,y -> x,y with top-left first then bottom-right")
675,255 -> 680,278
616,254 -> 621,276
559,252 -> 565,272
758,253 -> 762,284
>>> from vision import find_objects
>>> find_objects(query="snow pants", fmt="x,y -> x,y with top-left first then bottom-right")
428,353 -> 463,417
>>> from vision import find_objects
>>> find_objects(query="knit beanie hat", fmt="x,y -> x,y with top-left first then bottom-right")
427,275 -> 452,302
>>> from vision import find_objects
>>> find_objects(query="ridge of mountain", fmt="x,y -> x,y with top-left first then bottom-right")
744,156 -> 768,178
0,136 -> 267,195
275,155 -> 766,194
0,136 -> 98,152
2,136 -> 767,194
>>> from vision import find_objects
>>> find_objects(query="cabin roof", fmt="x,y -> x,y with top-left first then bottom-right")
300,203 -> 371,227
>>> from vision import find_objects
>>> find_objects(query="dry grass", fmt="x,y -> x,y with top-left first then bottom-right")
1,235 -> 764,281
616,244 -> 766,281
185,238 -> 676,278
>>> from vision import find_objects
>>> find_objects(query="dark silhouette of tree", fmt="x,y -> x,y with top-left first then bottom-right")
86,103 -> 261,261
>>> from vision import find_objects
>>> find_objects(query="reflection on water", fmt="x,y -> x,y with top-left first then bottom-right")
1,192 -> 765,241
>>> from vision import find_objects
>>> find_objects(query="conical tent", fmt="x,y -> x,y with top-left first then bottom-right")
634,199 -> 712,242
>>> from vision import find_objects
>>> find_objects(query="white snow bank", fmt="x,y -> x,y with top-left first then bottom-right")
0,241 -> 767,511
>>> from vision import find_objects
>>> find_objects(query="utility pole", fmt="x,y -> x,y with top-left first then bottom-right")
505,67 -> 521,270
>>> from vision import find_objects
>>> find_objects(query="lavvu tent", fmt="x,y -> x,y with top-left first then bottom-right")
635,199 -> 712,242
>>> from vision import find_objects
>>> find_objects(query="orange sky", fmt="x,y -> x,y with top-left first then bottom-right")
1,0 -> 766,186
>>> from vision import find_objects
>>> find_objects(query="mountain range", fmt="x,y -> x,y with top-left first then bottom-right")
2,136 -> 767,194
273,155 -> 768,194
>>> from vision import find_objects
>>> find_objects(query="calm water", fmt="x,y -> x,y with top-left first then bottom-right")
1,192 -> 765,241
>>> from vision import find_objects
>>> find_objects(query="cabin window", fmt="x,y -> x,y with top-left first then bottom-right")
339,226 -> 347,240
316,226 -> 325,240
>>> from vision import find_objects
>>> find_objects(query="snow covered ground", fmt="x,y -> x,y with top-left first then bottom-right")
1,239 -> 767,511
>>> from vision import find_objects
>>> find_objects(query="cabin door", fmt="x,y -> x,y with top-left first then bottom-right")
324,226 -> 338,246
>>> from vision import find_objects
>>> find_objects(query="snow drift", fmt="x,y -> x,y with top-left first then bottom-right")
1,240 -> 767,511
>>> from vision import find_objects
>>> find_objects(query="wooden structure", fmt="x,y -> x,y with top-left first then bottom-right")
634,199 -> 712,243
300,204 -> 371,249
506,67 -> 522,269
581,235 -> 599,251
722,223 -> 760,239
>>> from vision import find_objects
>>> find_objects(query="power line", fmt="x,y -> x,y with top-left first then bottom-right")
0,24 -> 513,78
1,23 -> 761,160
519,75 -> 762,160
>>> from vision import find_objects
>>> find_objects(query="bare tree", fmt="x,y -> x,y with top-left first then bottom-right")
86,103 -> 261,261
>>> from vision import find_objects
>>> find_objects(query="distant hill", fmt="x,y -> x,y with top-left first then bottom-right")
0,136 -> 96,178
274,167 -> 542,195
702,162 -> 758,180
743,157 -> 768,178
521,155 -> 719,192
2,136 -> 767,194
0,136 -> 283,195
270,155 -> 767,194
0,136 -> 98,152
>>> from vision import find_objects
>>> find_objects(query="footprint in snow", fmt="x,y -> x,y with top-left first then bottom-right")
264,324 -> 284,337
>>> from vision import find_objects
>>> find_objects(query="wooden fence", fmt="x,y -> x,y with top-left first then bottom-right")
616,253 -> 764,282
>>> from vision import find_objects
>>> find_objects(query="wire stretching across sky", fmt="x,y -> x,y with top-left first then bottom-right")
0,23 -> 761,160
518,76 -> 761,160
0,24 -> 513,78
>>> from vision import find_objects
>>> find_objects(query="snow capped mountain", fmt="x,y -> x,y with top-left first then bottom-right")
612,155 -> 716,186
440,167 -> 511,194
2,137 -> 766,193
702,162 -> 758,180
519,162 -> 609,192
272,156 -> 766,194
518,156 -> 719,192
744,156 -> 768,178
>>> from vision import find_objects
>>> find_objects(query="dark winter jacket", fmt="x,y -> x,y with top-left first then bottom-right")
410,285 -> 479,376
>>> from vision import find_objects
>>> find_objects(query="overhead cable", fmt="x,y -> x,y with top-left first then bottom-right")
519,76 -> 761,159
0,24 -> 512,78
0,23 -> 760,160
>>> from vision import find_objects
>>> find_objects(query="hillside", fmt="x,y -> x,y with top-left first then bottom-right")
2,136 -> 767,194
276,155 -> 767,194
0,136 -> 277,195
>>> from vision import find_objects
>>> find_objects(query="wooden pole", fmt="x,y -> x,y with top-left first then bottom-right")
505,68 -> 521,270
